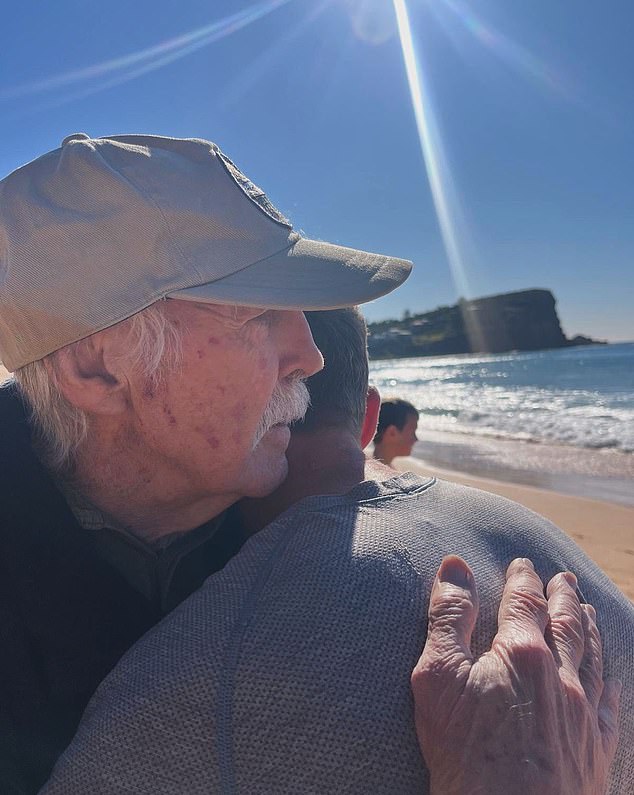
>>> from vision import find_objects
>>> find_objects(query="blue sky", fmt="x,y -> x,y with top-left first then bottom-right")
1,0 -> 633,340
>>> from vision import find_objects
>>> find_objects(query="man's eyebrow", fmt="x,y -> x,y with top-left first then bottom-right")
195,303 -> 266,319
196,303 -> 270,328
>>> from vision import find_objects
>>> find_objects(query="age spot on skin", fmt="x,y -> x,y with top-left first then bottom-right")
137,466 -> 152,484
207,336 -> 220,345
162,404 -> 177,426
206,436 -> 220,449
142,384 -> 155,400
196,349 -> 205,360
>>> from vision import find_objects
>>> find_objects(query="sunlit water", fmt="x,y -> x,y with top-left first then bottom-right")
370,343 -> 634,454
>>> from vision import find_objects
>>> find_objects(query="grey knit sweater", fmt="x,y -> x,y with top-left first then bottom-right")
42,475 -> 634,794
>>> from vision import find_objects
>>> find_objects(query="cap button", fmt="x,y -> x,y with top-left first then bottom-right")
61,132 -> 91,147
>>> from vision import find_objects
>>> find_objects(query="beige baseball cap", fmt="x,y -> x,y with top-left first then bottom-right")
0,133 -> 412,371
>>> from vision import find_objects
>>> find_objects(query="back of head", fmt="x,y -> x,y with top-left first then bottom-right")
298,308 -> 369,437
374,399 -> 419,444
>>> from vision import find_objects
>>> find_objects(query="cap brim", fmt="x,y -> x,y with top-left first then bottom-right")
168,236 -> 412,310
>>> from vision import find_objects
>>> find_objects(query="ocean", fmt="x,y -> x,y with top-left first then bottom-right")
369,343 -> 634,505
370,343 -> 634,454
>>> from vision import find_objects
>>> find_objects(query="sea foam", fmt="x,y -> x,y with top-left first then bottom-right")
370,342 -> 634,454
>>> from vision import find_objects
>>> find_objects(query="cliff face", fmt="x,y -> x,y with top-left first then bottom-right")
459,289 -> 567,353
368,289 -> 570,359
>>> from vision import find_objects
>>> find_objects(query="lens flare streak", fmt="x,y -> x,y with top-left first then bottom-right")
0,0 -> 293,102
392,0 -> 472,298
436,0 -> 573,100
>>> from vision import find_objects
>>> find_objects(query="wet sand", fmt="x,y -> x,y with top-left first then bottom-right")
411,430 -> 634,507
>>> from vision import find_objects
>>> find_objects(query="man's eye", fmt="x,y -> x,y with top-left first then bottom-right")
249,310 -> 274,327
232,306 -> 268,323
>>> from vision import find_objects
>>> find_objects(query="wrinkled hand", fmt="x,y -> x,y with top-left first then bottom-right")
412,556 -> 621,795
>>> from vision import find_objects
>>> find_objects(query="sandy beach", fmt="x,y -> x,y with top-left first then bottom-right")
394,453 -> 634,601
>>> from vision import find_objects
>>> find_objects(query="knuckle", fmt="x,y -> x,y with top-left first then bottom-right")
550,592 -> 583,624
515,583 -> 548,608
415,649 -> 458,678
550,614 -> 584,645
508,587 -> 549,622
562,677 -> 588,706
503,636 -> 553,671
411,663 -> 434,690
579,662 -> 603,691
579,639 -> 603,672
428,592 -> 476,626
412,649 -> 470,688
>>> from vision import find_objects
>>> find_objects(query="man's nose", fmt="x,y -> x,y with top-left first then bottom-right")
278,311 -> 324,379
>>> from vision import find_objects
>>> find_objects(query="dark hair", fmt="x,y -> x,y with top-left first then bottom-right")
296,308 -> 369,436
373,399 -> 419,444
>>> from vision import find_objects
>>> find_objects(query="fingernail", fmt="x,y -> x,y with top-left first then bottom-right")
562,571 -> 577,589
438,556 -> 471,587
508,558 -> 534,575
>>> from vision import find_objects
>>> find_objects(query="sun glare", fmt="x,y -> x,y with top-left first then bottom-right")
392,0 -> 473,299
433,0 -> 574,101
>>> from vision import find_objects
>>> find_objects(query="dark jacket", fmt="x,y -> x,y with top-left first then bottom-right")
0,384 -> 242,793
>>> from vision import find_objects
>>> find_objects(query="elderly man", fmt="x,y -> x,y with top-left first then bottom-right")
41,309 -> 632,794
0,133 -> 412,792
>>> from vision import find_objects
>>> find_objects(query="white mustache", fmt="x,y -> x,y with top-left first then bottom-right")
252,377 -> 310,448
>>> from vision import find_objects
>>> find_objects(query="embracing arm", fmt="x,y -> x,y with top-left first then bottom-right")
412,556 -> 621,795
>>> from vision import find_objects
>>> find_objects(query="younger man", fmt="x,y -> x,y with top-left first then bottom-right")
373,397 -> 419,464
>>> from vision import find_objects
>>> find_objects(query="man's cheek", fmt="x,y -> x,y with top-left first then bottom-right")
229,400 -> 249,424
226,397 -> 265,448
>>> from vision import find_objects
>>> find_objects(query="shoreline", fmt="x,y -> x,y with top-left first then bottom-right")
409,429 -> 634,507
394,455 -> 634,601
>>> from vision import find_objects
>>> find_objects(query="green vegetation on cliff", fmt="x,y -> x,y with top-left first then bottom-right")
367,289 -> 603,360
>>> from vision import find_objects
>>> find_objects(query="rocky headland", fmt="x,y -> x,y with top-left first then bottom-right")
367,288 -> 605,360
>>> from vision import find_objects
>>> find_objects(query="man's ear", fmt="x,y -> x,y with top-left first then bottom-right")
384,425 -> 400,439
48,335 -> 130,416
361,386 -> 381,449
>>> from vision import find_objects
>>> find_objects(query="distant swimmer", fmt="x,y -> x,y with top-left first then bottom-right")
373,397 -> 419,465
